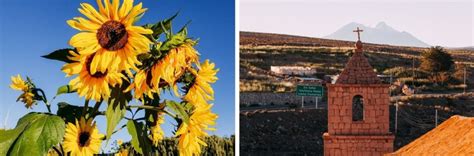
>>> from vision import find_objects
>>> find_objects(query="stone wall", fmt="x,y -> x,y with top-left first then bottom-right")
240,92 -> 301,106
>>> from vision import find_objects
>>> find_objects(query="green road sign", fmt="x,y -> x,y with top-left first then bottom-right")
296,85 -> 324,97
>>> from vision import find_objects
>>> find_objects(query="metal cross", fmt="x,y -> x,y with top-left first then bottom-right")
353,27 -> 363,41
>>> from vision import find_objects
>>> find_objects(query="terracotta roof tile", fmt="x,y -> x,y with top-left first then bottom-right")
336,49 -> 382,84
387,115 -> 474,155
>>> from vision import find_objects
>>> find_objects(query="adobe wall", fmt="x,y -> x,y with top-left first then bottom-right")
240,92 -> 303,106
323,133 -> 394,156
327,84 -> 391,135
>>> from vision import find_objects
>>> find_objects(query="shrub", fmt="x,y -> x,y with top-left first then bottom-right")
420,46 -> 454,74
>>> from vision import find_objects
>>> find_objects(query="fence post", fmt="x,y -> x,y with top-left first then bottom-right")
395,103 -> 398,133
464,66 -> 467,94
315,97 -> 319,109
435,109 -> 438,127
301,96 -> 304,108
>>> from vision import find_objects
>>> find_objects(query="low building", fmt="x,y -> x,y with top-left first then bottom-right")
270,66 -> 317,76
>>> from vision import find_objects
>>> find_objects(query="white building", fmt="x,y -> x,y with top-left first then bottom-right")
270,66 -> 317,76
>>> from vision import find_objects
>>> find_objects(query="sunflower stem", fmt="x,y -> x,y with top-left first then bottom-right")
127,105 -> 163,111
45,105 -> 52,114
82,99 -> 90,118
131,107 -> 141,119
52,146 -> 63,156
127,104 -> 176,118
164,110 -> 177,119
125,117 -> 144,121
59,142 -> 65,155
37,89 -> 48,103
90,101 -> 102,118
37,89 -> 52,113
111,124 -> 128,135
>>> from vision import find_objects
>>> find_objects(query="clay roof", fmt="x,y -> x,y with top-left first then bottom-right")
335,48 -> 382,84
388,115 -> 474,155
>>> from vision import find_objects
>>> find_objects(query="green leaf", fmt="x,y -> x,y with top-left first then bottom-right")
105,105 -> 125,145
105,84 -> 131,143
144,95 -> 164,130
126,120 -> 152,155
177,21 -> 190,36
0,113 -> 65,156
41,48 -> 76,63
57,102 -> 93,123
56,85 -> 77,96
144,12 -> 178,40
165,100 -> 189,124
159,32 -> 187,52
0,124 -> 27,155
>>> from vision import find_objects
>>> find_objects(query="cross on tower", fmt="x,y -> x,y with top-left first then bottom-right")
353,27 -> 363,41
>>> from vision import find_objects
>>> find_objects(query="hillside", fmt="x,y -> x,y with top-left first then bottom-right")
240,31 -> 426,53
240,31 -> 474,92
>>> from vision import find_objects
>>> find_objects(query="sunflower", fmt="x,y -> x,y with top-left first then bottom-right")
115,149 -> 129,156
9,74 -> 36,108
124,68 -> 156,99
176,104 -> 218,156
62,51 -> 124,101
124,56 -> 166,100
67,0 -> 153,75
126,43 -> 199,99
63,118 -> 104,156
179,42 -> 200,65
17,92 -> 36,109
117,139 -> 123,146
163,43 -> 200,83
10,74 -> 29,91
149,113 -> 165,146
184,60 -> 218,108
153,43 -> 200,95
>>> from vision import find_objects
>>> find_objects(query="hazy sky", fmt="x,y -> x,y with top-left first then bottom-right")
241,0 -> 473,47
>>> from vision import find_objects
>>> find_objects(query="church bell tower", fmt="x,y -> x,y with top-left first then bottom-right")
323,27 -> 394,156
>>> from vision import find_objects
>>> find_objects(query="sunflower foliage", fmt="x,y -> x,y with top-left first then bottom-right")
114,135 -> 235,156
0,0 -> 219,156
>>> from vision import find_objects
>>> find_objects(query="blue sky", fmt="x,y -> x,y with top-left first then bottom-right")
241,0 -> 473,47
0,0 -> 235,151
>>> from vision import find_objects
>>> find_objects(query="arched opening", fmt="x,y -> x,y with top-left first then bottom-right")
352,95 -> 364,121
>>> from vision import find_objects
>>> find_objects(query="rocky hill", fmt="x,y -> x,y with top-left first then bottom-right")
324,22 -> 430,47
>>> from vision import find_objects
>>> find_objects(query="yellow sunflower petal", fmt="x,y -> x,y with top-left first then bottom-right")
63,118 -> 103,155
69,32 -> 97,47
119,0 -> 133,19
69,0 -> 152,75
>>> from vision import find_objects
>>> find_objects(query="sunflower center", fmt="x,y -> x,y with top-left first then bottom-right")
78,132 -> 90,147
86,55 -> 108,78
97,20 -> 128,51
